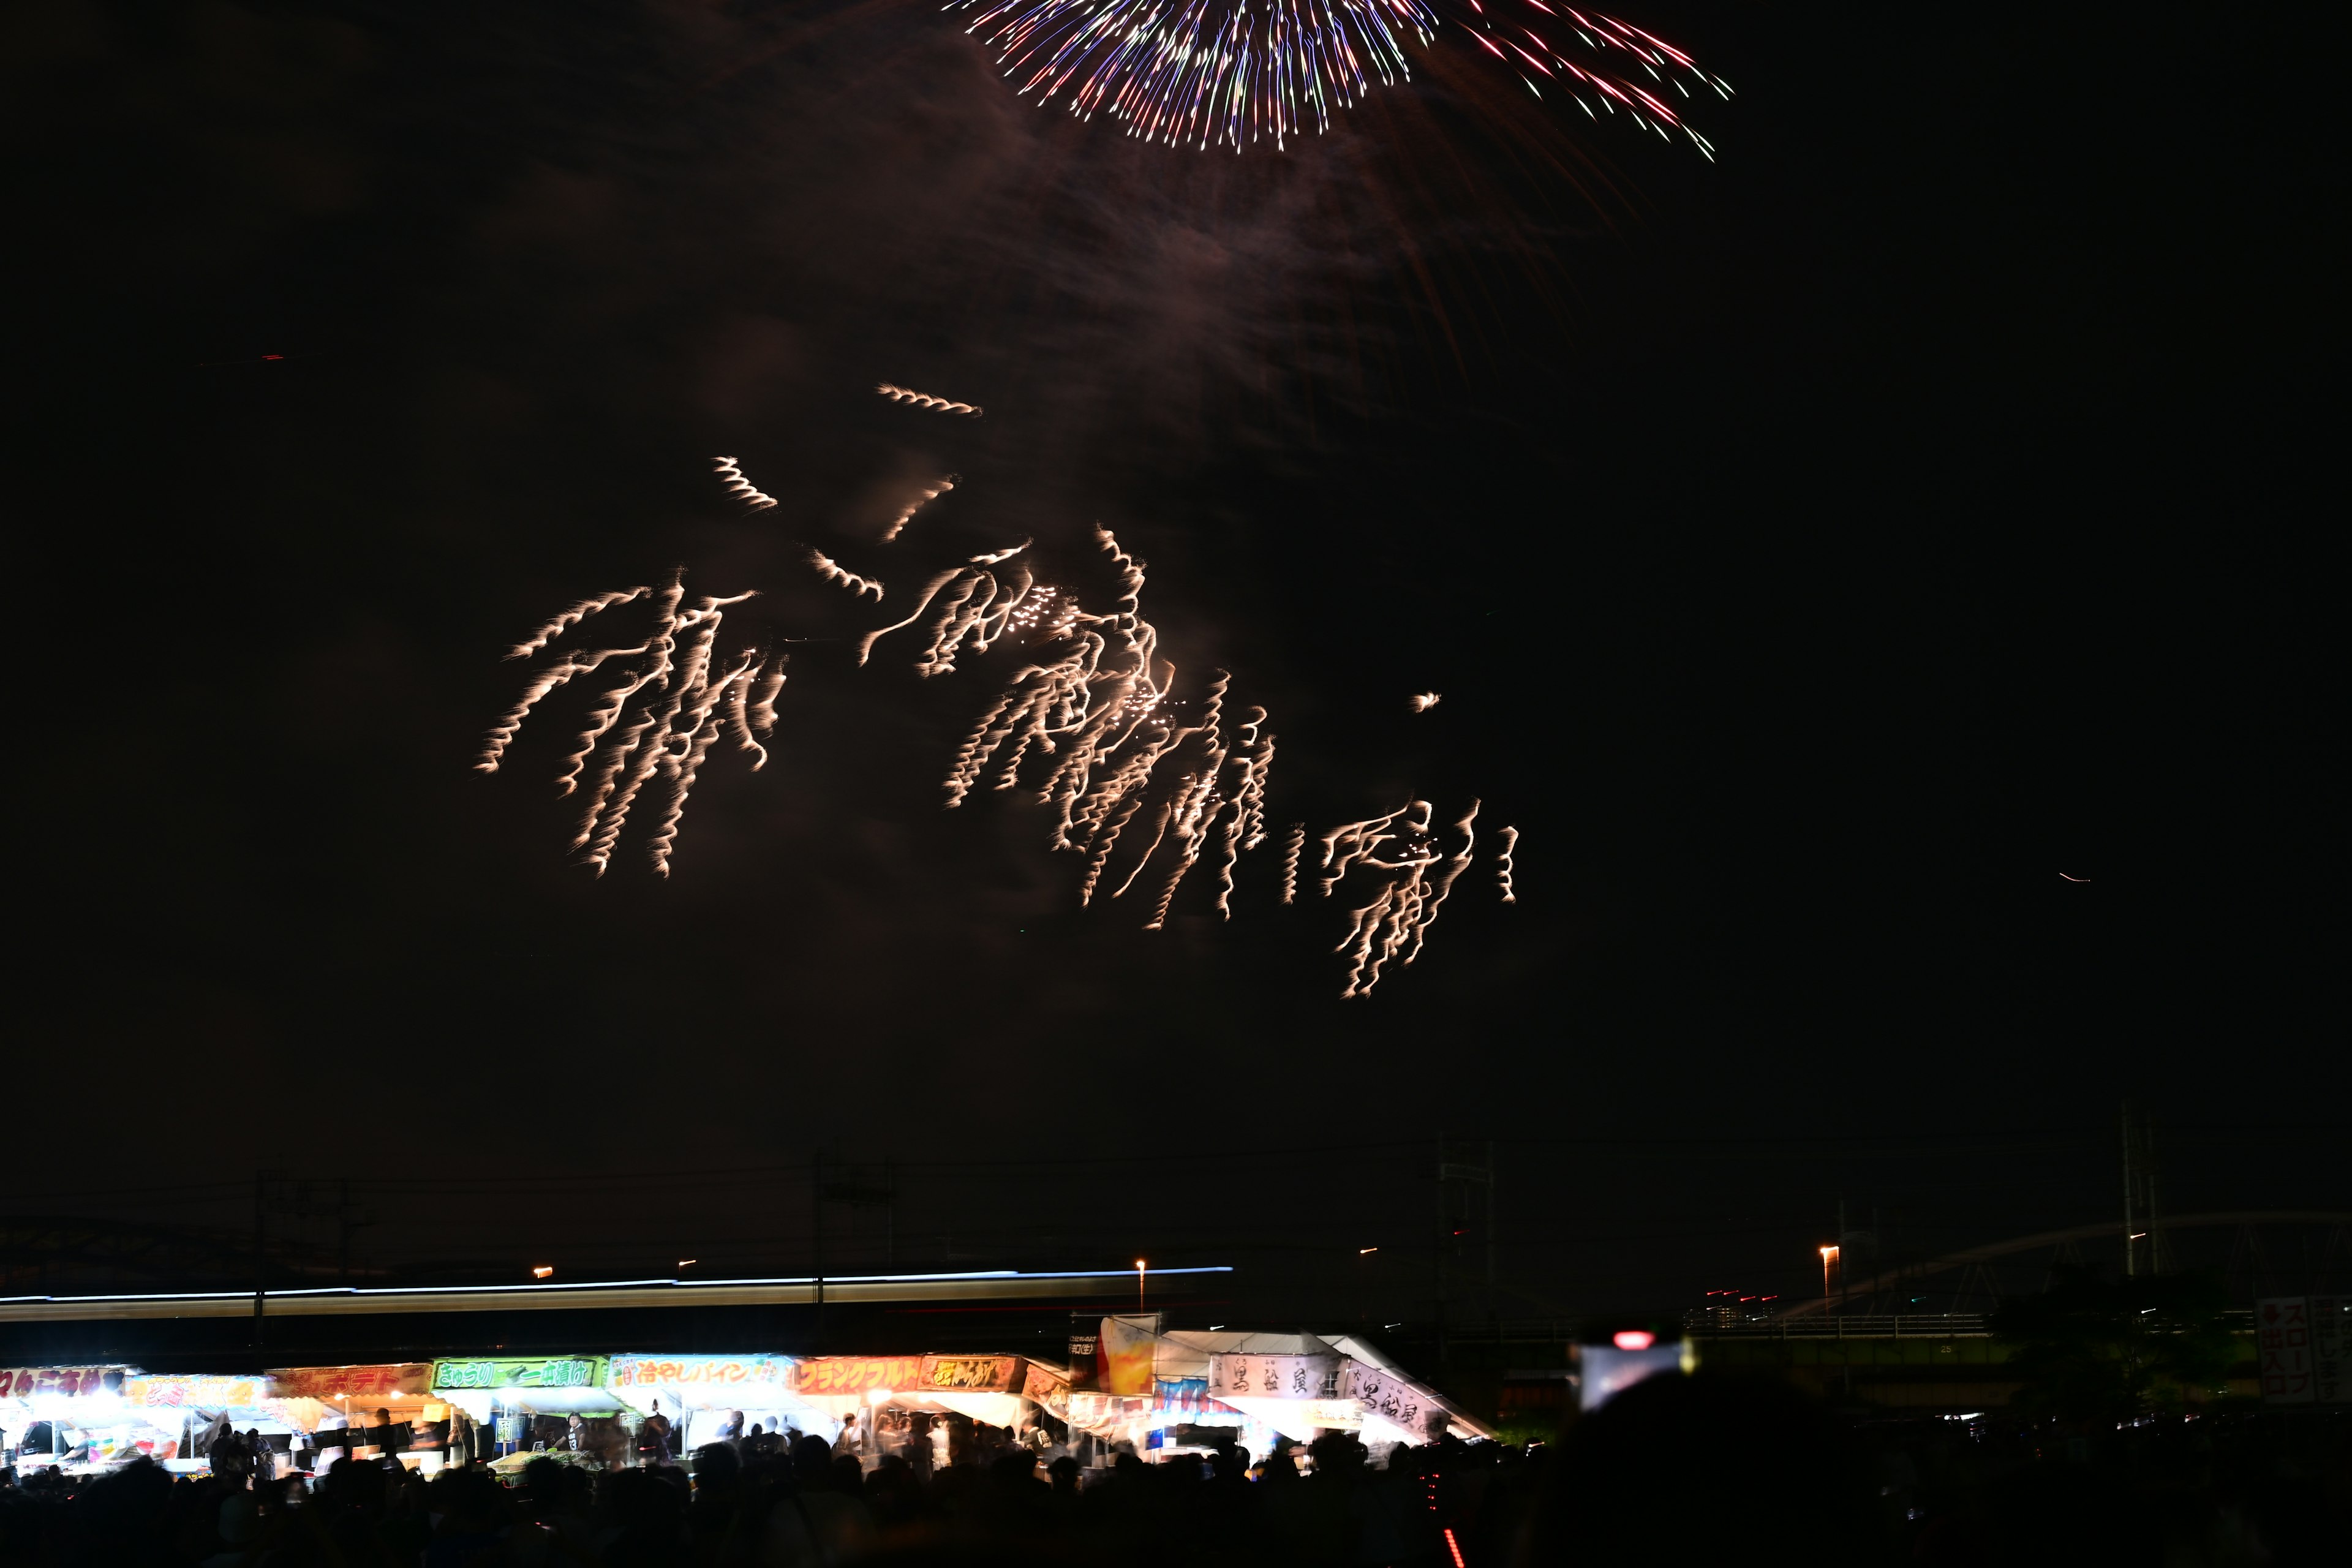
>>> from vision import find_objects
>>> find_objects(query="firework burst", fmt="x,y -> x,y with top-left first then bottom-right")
949,0 -> 1725,156
479,428 -> 1519,990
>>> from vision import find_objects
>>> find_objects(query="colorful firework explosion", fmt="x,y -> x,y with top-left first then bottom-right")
948,0 -> 1727,155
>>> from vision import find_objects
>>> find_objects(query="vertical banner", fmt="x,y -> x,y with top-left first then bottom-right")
1099,1315 -> 1161,1396
1066,1314 -> 1100,1392
2309,1297 -> 2350,1406
2256,1297 -> 2315,1404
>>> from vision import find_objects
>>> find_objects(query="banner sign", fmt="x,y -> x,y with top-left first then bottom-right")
1208,1354 -> 1340,1403
432,1357 -> 603,1392
2256,1297 -> 2351,1406
268,1364 -> 431,1401
2315,1297 -> 2351,1405
923,1355 -> 1022,1393
0,1367 -> 125,1400
608,1355 -> 791,1390
125,1376 -> 264,1410
1100,1316 -> 1159,1396
1067,1314 -> 1100,1392
1022,1363 -> 1070,1419
1340,1361 -> 1446,1434
792,1357 -> 927,1397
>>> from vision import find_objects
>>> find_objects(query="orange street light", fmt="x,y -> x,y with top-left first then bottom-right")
1818,1245 -> 1838,1298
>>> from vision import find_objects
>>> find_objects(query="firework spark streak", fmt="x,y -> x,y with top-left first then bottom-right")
949,0 -> 1725,156
876,383 -> 983,417
943,529 -> 1281,924
1322,797 -> 1480,997
881,476 -> 959,543
479,573 -> 781,876
503,587 -> 649,664
713,456 -> 778,511
810,549 -> 885,601
483,421 -> 1528,993
1409,691 -> 1441,712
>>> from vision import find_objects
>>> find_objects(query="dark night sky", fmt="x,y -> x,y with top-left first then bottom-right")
11,2 -> 2341,1321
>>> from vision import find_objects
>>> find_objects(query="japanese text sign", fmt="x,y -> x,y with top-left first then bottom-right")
792,1357 -> 926,1396
2258,1297 -> 2316,1404
432,1357 -> 602,1391
923,1355 -> 1022,1393
0,1367 -> 123,1400
1208,1354 -> 1340,1402
608,1355 -> 791,1389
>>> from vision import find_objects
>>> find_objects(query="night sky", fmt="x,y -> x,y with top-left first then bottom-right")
14,2 -> 2340,1322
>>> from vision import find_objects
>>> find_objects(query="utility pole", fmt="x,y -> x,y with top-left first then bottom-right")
252,1172 -> 266,1349
1486,1139 -> 1499,1297
2120,1102 -> 2172,1277
812,1150 -> 826,1344
1436,1137 -> 1496,1359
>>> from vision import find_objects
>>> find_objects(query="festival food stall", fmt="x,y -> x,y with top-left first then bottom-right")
605,1354 -> 822,1458
790,1354 -> 1071,1468
1059,1323 -> 1489,1465
2,1365 -> 162,1474
428,1355 -> 622,1478
265,1363 -> 441,1473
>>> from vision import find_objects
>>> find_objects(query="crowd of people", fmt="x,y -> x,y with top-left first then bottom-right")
0,1373 -> 2343,1566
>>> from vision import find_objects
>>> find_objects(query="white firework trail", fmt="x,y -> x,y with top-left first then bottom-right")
712,456 -> 778,511
1496,825 -> 1519,903
479,571 -> 781,876
1409,692 -> 1441,712
1280,822 -> 1305,905
881,475 -> 959,543
1322,799 -> 1482,998
876,383 -> 982,417
943,530 -> 1278,925
727,660 -> 789,770
969,538 -> 1031,565
858,560 -> 1038,676
503,587 -> 649,663
810,549 -> 884,602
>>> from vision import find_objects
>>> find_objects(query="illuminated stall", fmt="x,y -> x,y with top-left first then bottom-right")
428,1355 -> 621,1477
265,1363 -> 442,1473
605,1354 -> 824,1457
1060,1324 -> 1488,1466
1,1365 -> 165,1475
790,1354 -> 1071,1468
